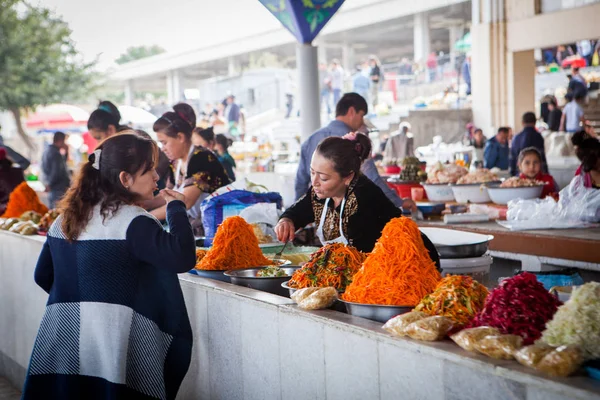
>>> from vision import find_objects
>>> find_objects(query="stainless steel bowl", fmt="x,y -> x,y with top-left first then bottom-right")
435,237 -> 493,258
190,269 -> 230,283
281,280 -> 297,297
338,299 -> 413,323
224,267 -> 300,297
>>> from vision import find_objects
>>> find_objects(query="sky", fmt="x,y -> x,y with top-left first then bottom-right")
34,0 -> 284,70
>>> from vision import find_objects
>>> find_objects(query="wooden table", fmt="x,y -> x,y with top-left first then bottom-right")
418,220 -> 600,271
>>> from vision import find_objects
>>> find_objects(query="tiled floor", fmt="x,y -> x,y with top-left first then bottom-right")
0,377 -> 20,400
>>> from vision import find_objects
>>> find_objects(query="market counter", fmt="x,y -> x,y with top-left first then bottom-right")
418,221 -> 600,271
1,230 -> 600,400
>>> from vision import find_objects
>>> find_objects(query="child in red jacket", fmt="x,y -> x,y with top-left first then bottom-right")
518,147 -> 559,198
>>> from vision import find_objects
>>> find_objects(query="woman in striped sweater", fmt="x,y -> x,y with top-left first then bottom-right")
22,133 -> 196,400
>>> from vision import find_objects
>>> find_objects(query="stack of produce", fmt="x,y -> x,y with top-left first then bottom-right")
38,210 -> 60,232
195,216 -> 271,270
1,182 -> 48,218
398,157 -> 426,182
541,282 -> 600,361
342,218 -> 440,306
426,162 -> 468,184
414,275 -> 489,327
456,169 -> 498,184
500,177 -> 545,188
470,272 -> 562,345
288,243 -> 365,292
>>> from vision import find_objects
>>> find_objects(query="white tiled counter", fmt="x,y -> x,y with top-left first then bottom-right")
1,230 -> 600,400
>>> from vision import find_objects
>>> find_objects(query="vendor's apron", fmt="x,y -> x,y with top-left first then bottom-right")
175,146 -> 209,236
315,197 -> 348,245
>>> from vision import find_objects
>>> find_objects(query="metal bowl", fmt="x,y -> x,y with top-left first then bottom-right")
420,227 -> 494,259
281,280 -> 298,297
485,184 -> 544,205
225,267 -> 300,297
338,299 -> 413,323
192,259 -> 291,284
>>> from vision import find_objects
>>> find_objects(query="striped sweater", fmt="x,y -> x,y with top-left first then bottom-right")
22,200 -> 196,400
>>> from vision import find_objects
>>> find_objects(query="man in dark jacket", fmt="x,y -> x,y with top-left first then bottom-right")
41,131 -> 70,208
510,112 -> 548,176
484,127 -> 510,170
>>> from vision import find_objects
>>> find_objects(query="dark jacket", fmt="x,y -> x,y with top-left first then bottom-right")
510,127 -> 548,176
281,174 -> 440,268
547,109 -> 563,132
41,144 -> 70,193
483,136 -> 509,170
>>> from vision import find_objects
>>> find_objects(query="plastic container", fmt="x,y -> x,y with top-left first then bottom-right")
416,202 -> 445,217
422,183 -> 455,202
385,165 -> 401,174
440,254 -> 493,287
388,181 -> 426,199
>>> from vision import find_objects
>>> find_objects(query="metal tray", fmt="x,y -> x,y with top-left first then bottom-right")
225,267 -> 300,297
338,299 -> 413,323
435,240 -> 491,258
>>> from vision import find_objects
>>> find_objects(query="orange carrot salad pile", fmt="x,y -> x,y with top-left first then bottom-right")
414,275 -> 489,327
196,216 -> 271,270
288,243 -> 366,292
342,217 -> 441,306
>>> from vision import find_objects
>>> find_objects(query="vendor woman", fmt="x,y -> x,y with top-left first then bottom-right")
151,103 -> 231,234
275,133 -> 440,267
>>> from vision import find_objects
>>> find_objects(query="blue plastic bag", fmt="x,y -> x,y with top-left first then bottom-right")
201,190 -> 282,245
533,269 -> 584,291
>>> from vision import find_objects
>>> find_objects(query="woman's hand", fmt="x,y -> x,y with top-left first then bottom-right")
160,189 -> 186,204
401,198 -> 417,213
275,218 -> 296,242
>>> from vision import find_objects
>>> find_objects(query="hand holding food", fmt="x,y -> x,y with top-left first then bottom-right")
275,218 -> 295,243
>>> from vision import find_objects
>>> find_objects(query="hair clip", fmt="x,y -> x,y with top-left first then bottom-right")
90,149 -> 101,170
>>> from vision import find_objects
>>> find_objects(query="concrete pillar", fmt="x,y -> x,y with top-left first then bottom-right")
508,50 -> 536,132
413,12 -> 431,64
296,44 -> 321,142
448,25 -> 464,69
228,56 -> 239,76
166,71 -> 175,106
172,69 -> 182,104
124,80 -> 134,106
342,42 -> 354,73
317,44 -> 327,64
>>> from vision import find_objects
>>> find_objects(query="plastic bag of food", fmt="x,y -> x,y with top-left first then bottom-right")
297,287 -> 338,310
382,311 -> 429,337
450,327 -> 501,352
291,287 -> 321,304
536,346 -> 583,377
474,335 -> 523,360
514,343 -> 555,368
9,221 -> 29,233
1,218 -> 19,230
404,316 -> 454,341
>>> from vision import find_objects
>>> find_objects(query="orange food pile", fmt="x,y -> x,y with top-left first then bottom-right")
288,243 -> 366,292
195,249 -> 208,267
1,182 -> 48,218
342,217 -> 441,306
196,216 -> 271,270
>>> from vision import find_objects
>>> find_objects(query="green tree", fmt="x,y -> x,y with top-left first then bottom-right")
115,45 -> 165,65
0,0 -> 95,149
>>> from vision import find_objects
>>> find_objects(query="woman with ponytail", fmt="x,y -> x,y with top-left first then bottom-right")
23,132 -> 195,400
87,100 -> 129,141
151,103 -> 230,235
275,133 -> 439,266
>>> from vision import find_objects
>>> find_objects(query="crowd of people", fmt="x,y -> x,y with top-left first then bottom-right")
542,40 -> 600,68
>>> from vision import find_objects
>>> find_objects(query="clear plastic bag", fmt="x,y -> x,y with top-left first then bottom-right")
514,343 -> 555,368
536,346 -> 583,377
295,287 -> 338,310
450,327 -> 501,352
500,175 -> 600,231
382,311 -> 429,337
404,316 -> 454,341
474,335 -> 523,360
291,287 -> 320,304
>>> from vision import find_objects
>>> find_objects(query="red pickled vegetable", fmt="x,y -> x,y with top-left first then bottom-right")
469,272 -> 562,345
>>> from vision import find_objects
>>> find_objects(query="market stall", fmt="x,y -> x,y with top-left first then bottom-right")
2,227 -> 600,400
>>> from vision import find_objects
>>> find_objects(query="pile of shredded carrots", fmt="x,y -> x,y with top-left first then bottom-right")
414,275 -> 489,327
342,217 -> 441,306
288,243 -> 365,292
1,181 -> 48,218
196,216 -> 271,270
195,249 -> 208,268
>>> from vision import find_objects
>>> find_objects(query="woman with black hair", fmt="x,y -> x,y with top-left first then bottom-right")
22,133 -> 195,400
275,133 -> 439,268
87,100 -> 128,141
151,103 -> 230,235
215,133 -> 236,181
572,131 -> 600,189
